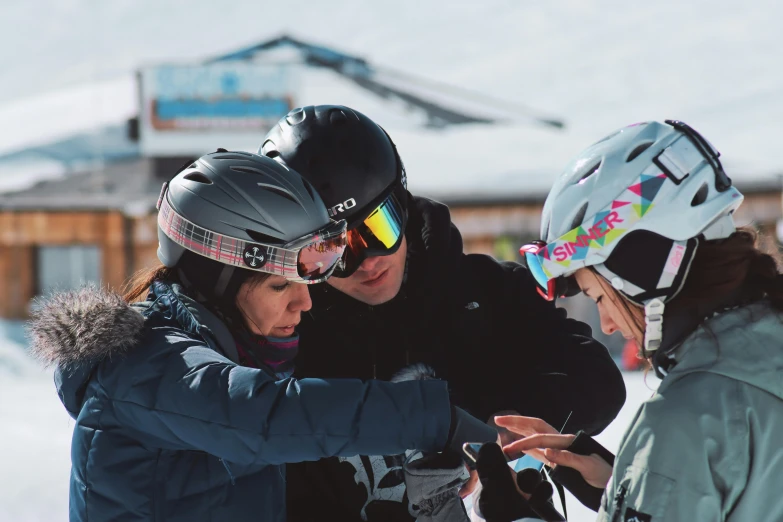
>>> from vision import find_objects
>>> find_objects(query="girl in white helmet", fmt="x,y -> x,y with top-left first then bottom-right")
475,120 -> 783,522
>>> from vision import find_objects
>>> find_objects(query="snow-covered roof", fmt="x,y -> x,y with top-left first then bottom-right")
1,1 -> 781,201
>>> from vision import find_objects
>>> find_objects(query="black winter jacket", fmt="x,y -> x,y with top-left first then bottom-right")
287,196 -> 626,521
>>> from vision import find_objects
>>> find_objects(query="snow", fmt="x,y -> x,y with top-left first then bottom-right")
0,322 -> 653,521
0,323 -> 73,522
1,0 -> 783,198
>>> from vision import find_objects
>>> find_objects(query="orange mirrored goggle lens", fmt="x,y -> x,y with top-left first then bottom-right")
297,232 -> 347,280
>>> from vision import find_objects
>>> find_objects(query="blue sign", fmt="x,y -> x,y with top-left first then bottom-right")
144,63 -> 293,131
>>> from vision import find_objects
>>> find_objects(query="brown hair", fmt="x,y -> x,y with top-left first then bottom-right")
121,263 -> 270,332
668,227 -> 783,312
122,265 -> 178,303
596,226 -> 783,352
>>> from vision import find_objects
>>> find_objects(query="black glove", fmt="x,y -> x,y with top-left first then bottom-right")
476,443 -> 565,522
548,431 -> 615,512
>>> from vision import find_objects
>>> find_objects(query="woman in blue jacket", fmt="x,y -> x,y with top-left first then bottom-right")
28,151 -> 495,522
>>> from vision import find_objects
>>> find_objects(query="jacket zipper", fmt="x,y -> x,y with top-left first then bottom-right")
610,484 -> 627,522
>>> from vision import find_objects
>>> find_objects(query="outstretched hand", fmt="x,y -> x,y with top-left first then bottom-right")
495,416 -> 613,490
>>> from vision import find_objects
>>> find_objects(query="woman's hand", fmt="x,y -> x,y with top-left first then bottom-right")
495,416 -> 613,489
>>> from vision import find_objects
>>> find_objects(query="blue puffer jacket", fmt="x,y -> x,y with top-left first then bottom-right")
29,282 -> 453,521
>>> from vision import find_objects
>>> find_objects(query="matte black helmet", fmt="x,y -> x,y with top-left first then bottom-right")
157,150 -> 346,301
260,106 -> 408,276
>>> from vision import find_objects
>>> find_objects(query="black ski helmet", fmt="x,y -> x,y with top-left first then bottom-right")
157,150 -> 345,304
259,105 -> 408,227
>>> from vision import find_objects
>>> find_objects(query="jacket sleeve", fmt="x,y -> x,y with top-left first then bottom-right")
455,256 -> 625,435
598,373 -> 748,521
99,327 -> 452,466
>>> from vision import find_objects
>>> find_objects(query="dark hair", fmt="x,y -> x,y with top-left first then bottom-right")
599,226 -> 783,355
668,227 -> 783,312
122,263 -> 270,332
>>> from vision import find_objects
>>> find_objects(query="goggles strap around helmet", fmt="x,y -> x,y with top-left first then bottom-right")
653,137 -> 709,185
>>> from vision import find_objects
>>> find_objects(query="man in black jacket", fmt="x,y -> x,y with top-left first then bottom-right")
260,105 -> 625,521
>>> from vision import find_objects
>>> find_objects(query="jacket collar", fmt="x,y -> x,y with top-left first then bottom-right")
143,281 -> 240,363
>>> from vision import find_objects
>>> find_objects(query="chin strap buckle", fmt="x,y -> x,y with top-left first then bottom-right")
644,298 -> 665,353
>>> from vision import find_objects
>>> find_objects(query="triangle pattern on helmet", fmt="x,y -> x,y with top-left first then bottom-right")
593,210 -> 611,224
627,183 -> 643,197
571,228 -> 591,260
602,227 -> 626,244
612,200 -> 631,209
571,246 -> 590,261
587,211 -> 612,248
640,174 -> 667,202
561,228 -> 579,243
632,202 -> 655,218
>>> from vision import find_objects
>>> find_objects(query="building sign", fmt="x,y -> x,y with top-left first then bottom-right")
138,62 -> 295,156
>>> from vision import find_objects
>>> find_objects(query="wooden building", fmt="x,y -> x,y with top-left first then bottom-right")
0,153 -> 780,320
0,159 -> 162,318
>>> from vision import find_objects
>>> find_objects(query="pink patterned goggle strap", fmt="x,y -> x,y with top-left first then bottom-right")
158,195 -> 346,283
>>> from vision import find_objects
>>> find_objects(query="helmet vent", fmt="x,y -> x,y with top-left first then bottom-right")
691,183 -> 709,207
213,152 -> 253,161
286,108 -> 306,126
301,179 -> 317,202
626,142 -> 653,162
570,203 -> 589,230
183,172 -> 212,185
253,182 -> 299,205
577,161 -> 601,185
265,150 -> 281,159
246,229 -> 284,245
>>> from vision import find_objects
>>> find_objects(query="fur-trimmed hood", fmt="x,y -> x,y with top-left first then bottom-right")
27,285 -> 146,418
27,282 -> 239,419
28,285 -> 146,372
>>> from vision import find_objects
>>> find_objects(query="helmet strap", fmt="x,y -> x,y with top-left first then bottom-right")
214,265 -> 235,300
643,298 -> 665,353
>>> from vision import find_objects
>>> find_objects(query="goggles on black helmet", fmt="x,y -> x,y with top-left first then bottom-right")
158,194 -> 347,284
334,190 -> 407,277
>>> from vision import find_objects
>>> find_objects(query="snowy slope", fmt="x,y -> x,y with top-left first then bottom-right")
0,323 -> 73,522
1,0 -> 782,199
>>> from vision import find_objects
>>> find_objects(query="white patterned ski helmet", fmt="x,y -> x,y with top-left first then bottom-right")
521,120 -> 744,352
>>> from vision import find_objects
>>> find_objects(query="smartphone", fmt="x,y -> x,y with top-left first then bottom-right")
462,411 -> 572,473
462,442 -> 545,472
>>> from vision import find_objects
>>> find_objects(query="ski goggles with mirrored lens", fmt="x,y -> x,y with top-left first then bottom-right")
519,240 -> 580,301
335,191 -> 407,277
158,195 -> 347,284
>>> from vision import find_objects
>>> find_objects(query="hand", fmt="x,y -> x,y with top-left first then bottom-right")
459,468 -> 478,499
495,416 -> 612,489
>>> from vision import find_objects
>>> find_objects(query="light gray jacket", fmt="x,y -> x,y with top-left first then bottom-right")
598,302 -> 783,522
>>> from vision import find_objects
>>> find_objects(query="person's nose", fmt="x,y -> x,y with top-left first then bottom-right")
598,308 -> 618,336
357,255 -> 383,272
290,283 -> 313,313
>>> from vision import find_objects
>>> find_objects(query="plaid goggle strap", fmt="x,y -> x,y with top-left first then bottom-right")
158,195 -> 346,284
